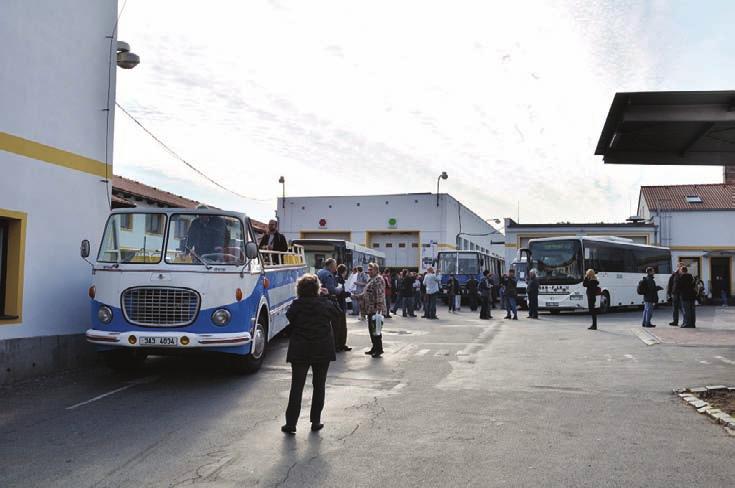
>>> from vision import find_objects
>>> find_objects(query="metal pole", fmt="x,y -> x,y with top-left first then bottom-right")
436,176 -> 440,207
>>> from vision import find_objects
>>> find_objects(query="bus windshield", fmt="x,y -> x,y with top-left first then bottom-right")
98,213 -> 165,264
438,253 -> 479,275
529,240 -> 583,284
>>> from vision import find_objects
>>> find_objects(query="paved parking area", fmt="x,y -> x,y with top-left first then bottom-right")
1,307 -> 733,487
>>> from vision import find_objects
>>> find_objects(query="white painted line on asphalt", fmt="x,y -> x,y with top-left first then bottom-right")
715,355 -> 735,365
623,354 -> 637,362
434,349 -> 450,357
66,376 -> 158,410
699,360 -> 711,365
415,349 -> 430,356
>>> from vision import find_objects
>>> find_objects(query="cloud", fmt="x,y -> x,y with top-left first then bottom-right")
114,0 -> 727,223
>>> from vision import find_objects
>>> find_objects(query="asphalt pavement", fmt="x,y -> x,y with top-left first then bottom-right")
1,305 -> 734,487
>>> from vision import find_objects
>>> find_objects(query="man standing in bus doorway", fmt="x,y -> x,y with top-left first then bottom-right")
667,263 -> 684,326
466,275 -> 479,311
259,220 -> 288,264
503,269 -> 519,320
678,266 -> 697,328
639,267 -> 663,328
478,270 -> 493,320
526,270 -> 539,319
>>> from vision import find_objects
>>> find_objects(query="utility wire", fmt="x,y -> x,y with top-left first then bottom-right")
115,102 -> 272,202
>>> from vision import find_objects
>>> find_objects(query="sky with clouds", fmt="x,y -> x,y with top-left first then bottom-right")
114,0 -> 734,225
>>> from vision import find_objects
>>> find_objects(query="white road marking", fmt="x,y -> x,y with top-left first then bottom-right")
66,376 -> 158,410
434,349 -> 450,357
699,360 -> 711,365
714,355 -> 735,365
415,349 -> 430,356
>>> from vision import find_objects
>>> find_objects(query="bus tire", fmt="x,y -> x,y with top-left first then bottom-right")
599,292 -> 611,314
232,315 -> 268,374
101,350 -> 147,372
549,309 -> 561,315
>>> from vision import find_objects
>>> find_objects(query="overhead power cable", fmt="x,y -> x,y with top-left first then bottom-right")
115,102 -> 272,202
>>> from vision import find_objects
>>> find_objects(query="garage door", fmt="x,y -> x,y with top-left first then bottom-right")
300,232 -> 351,241
370,232 -> 419,269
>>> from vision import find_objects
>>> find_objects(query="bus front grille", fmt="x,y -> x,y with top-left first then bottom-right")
121,287 -> 201,327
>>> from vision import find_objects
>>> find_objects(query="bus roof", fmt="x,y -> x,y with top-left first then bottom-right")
109,208 -> 247,219
528,235 -> 669,250
292,238 -> 386,258
437,249 -> 504,259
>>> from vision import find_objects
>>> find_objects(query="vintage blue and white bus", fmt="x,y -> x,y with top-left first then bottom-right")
82,208 -> 305,373
436,250 -> 504,295
524,236 -> 671,314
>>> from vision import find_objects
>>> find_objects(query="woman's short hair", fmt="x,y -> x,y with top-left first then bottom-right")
585,269 -> 597,279
297,273 -> 321,297
368,262 -> 380,273
337,263 -> 347,274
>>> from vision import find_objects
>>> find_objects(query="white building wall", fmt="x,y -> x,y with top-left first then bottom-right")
0,0 -> 117,342
276,193 -> 503,269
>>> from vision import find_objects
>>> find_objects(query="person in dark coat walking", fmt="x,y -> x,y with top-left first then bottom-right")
583,269 -> 599,330
466,276 -> 479,311
526,270 -> 539,319
502,269 -> 519,320
667,263 -> 683,326
639,267 -> 663,328
400,270 -> 416,317
678,266 -> 697,328
447,274 -> 459,313
282,274 -> 341,434
478,270 -> 493,319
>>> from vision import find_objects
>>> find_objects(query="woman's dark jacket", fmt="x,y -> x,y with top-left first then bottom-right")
583,278 -> 599,298
678,273 -> 697,301
285,297 -> 340,364
401,275 -> 414,297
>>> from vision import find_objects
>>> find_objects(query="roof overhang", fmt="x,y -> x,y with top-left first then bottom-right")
595,91 -> 735,165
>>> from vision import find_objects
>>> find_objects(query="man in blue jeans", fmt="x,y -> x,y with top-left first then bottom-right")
503,269 -> 518,320
422,267 -> 440,319
639,267 -> 663,327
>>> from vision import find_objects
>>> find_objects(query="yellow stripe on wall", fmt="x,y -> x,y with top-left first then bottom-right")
0,131 -> 108,178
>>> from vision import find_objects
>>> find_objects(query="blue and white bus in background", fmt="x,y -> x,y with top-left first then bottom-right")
82,208 -> 305,373
436,250 -> 504,297
523,236 -> 671,314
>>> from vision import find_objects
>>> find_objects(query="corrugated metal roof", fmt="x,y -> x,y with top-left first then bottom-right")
641,183 -> 735,210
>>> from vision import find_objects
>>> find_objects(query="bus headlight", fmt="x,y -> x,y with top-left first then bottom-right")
97,305 -> 113,324
211,308 -> 231,326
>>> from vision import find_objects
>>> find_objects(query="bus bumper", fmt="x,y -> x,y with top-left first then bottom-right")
539,294 -> 586,310
85,329 -> 252,348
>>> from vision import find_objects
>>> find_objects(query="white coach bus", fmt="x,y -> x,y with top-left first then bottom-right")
523,236 -> 671,314
82,208 -> 305,373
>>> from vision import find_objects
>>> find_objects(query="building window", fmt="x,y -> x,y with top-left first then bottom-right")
174,218 -> 190,239
398,243 -> 406,248
685,195 -> 702,203
146,214 -> 164,235
0,210 -> 27,322
372,243 -> 380,248
411,243 -> 419,248
385,243 -> 393,248
120,213 -> 133,231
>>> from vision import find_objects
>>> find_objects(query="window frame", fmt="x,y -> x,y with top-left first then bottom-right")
97,213 -> 167,265
0,219 -> 8,317
0,209 -> 27,324
164,213 -> 247,266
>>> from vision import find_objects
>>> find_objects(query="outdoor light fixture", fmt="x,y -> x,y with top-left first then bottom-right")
436,171 -> 448,207
279,176 -> 285,210
116,40 -> 140,69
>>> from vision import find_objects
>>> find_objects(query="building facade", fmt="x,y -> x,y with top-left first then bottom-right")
503,219 -> 657,266
0,1 -> 119,383
276,193 -> 504,270
638,176 -> 735,300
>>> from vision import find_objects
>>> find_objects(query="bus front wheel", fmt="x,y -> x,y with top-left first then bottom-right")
599,292 -> 611,314
231,318 -> 268,374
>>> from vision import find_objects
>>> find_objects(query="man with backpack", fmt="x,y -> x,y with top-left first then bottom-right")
638,267 -> 663,328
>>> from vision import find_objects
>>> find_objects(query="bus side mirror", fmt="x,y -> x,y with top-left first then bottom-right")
245,241 -> 259,260
80,239 -> 91,258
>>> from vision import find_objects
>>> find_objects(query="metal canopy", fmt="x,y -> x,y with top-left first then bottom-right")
595,91 -> 735,165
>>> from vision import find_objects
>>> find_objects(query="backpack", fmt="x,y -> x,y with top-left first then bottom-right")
637,279 -> 646,296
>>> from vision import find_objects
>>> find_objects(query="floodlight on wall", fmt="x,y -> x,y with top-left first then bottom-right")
116,40 -> 140,69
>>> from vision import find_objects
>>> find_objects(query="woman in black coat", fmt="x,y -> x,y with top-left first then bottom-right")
282,274 -> 341,434
583,269 -> 600,330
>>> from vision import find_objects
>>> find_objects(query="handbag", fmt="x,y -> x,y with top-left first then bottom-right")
595,287 -> 602,296
372,313 -> 384,336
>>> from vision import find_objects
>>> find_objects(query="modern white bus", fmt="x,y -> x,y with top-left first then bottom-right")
522,236 -> 671,314
83,208 -> 305,373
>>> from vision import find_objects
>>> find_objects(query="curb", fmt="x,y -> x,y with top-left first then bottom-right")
674,386 -> 735,436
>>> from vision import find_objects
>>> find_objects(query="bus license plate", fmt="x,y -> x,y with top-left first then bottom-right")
139,336 -> 178,346
546,302 -> 559,307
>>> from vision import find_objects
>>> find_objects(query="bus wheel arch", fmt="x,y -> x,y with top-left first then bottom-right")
232,305 -> 269,374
